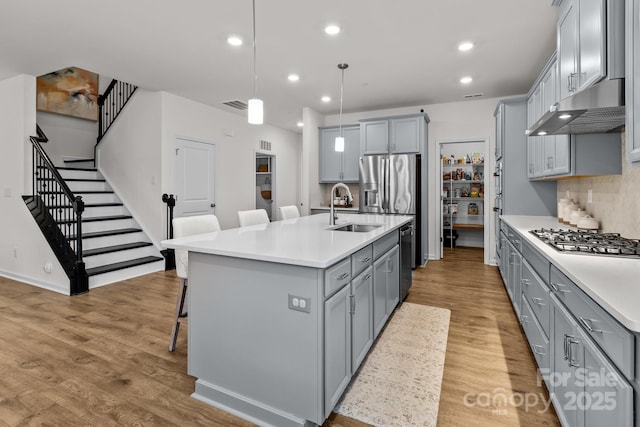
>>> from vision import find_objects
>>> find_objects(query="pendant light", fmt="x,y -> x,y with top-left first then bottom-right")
248,0 -> 263,125
335,63 -> 348,152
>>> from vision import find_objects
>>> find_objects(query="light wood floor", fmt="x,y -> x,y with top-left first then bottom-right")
0,247 -> 559,426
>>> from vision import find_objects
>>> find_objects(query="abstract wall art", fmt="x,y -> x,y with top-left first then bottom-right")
36,66 -> 99,121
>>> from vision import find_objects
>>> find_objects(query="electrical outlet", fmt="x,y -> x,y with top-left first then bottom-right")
43,262 -> 52,273
3,187 -> 11,197
13,247 -> 17,258
288,294 -> 311,313
587,189 -> 593,204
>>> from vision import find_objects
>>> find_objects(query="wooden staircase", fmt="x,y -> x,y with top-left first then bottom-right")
50,158 -> 164,288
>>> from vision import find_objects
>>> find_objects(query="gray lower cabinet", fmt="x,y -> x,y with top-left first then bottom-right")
323,266 -> 375,417
324,239 -> 399,418
506,240 -> 522,315
550,295 -> 633,427
498,224 -> 635,427
373,245 -> 399,337
351,266 -> 374,371
324,284 -> 352,417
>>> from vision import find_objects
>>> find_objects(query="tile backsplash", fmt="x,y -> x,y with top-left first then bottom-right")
320,183 -> 360,207
557,133 -> 640,238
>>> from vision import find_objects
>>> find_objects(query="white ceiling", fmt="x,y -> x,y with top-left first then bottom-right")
0,0 -> 559,133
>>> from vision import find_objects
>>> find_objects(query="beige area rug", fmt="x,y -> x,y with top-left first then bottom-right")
334,303 -> 451,427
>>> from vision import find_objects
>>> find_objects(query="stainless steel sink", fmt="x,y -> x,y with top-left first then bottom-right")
331,223 -> 382,232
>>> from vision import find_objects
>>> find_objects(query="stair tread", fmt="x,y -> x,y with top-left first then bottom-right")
49,202 -> 123,208
40,190 -> 114,194
64,158 -> 95,163
83,242 -> 153,257
68,228 -> 142,240
57,215 -> 133,224
37,177 -> 105,182
55,166 -> 98,172
86,256 -> 163,277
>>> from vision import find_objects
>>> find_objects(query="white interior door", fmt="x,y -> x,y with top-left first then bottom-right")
175,137 -> 216,217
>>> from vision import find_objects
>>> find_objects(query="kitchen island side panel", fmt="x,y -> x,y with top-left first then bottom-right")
188,252 -> 324,425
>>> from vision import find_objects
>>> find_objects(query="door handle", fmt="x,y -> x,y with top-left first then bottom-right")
211,203 -> 215,207
531,297 -> 545,306
579,317 -> 602,334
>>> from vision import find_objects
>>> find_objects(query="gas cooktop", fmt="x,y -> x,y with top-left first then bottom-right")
530,228 -> 640,258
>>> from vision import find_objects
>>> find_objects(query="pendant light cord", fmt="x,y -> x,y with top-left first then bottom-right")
252,0 -> 258,99
338,63 -> 348,137
339,68 -> 344,136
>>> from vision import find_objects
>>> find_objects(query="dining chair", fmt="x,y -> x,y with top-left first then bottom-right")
279,205 -> 300,220
237,209 -> 270,227
169,214 -> 221,352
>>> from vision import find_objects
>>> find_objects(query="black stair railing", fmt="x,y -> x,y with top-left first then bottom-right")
30,125 -> 88,294
97,79 -> 137,143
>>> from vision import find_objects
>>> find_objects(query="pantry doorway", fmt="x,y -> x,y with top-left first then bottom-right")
437,139 -> 489,262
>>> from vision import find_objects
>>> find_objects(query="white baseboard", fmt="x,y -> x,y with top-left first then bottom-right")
0,269 -> 68,295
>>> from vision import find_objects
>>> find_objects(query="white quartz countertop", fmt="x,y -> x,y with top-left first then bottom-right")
162,213 -> 412,269
501,215 -> 640,332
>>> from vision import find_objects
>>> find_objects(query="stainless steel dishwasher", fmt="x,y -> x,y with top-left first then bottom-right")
399,222 -> 413,301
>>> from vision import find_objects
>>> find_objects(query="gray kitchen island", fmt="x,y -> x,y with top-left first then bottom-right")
162,213 -> 412,426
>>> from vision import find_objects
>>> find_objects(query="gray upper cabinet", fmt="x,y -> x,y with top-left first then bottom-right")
390,116 -> 421,153
528,55 -> 571,179
557,0 -> 606,101
627,0 -> 640,162
360,120 -> 389,155
578,0 -> 606,89
360,114 -> 427,155
319,125 -> 360,183
527,52 -> 619,180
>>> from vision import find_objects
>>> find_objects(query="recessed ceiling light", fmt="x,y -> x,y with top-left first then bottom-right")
537,131 -> 548,136
227,36 -> 243,46
458,41 -> 474,52
558,113 -> 572,119
321,95 -> 331,103
460,76 -> 473,84
297,121 -> 304,127
325,25 -> 341,35
288,74 -> 300,82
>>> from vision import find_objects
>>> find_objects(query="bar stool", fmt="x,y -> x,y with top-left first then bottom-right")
237,209 -> 270,227
169,214 -> 221,352
279,205 -> 300,220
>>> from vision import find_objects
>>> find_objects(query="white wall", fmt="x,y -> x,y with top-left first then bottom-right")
97,90 -> 164,243
301,107 -> 324,216
0,75 -> 69,294
323,97 -> 506,264
37,112 -> 97,166
159,92 -> 301,232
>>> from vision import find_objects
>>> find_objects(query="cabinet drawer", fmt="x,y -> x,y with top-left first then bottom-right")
325,258 -> 352,299
505,227 -> 522,252
373,231 -> 399,259
550,265 -> 635,380
520,294 -> 550,379
521,259 -> 550,337
521,239 -> 550,284
351,245 -> 373,277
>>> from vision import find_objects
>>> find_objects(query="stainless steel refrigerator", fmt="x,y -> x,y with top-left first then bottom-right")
359,154 -> 421,300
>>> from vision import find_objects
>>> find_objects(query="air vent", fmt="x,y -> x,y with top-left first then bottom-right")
222,100 -> 248,110
551,0 -> 563,6
260,140 -> 272,151
464,93 -> 484,99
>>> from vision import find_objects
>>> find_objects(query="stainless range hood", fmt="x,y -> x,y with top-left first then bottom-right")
526,78 -> 625,136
